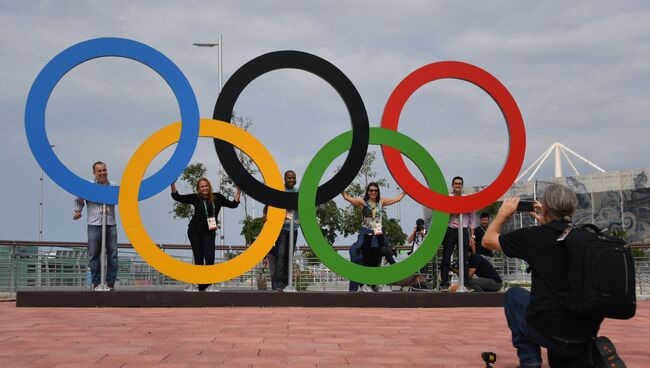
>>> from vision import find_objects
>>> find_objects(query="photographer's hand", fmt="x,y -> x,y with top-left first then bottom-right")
530,200 -> 545,224
482,197 -> 520,252
498,197 -> 519,220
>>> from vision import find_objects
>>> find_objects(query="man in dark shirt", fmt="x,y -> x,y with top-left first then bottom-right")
466,251 -> 501,292
483,184 -> 625,368
473,213 -> 494,264
263,170 -> 300,291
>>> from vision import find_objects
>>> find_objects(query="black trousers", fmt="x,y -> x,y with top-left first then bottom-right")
188,228 -> 216,290
439,227 -> 470,287
362,233 -> 384,268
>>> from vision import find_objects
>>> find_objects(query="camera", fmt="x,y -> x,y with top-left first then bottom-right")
415,218 -> 425,233
517,200 -> 535,212
481,352 -> 496,367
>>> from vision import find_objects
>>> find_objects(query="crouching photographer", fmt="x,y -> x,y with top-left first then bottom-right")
482,184 -> 626,368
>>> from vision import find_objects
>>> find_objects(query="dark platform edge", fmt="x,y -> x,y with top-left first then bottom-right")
16,291 -> 504,308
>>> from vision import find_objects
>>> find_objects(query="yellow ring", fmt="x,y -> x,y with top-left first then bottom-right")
118,119 -> 286,283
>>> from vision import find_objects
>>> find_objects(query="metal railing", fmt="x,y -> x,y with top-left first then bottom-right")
1,240 -> 648,295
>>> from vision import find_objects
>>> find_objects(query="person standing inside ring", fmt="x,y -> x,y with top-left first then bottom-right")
264,170 -> 300,292
342,183 -> 405,284
438,176 -> 476,292
171,177 -> 240,291
73,161 -> 118,291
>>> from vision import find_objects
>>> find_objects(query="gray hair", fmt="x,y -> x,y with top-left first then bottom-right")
541,184 -> 577,222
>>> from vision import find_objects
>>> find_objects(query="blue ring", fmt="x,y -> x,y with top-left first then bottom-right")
25,37 -> 199,204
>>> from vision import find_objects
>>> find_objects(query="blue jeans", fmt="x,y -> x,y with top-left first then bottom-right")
349,232 -> 364,291
504,288 -> 592,367
87,225 -> 118,286
272,229 -> 298,290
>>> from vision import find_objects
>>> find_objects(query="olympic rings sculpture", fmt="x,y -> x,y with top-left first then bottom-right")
25,37 -> 526,285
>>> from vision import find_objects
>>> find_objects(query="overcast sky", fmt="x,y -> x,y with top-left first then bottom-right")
1,1 -> 649,248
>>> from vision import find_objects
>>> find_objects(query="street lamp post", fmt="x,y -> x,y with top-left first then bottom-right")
39,144 -> 55,242
193,35 -> 226,255
396,186 -> 401,224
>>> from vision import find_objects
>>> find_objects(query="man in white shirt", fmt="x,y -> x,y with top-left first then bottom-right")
73,162 -> 118,290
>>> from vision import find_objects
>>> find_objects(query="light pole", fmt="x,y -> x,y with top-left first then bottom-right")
396,186 -> 401,224
193,35 -> 223,93
193,36 -> 226,254
39,144 -> 55,242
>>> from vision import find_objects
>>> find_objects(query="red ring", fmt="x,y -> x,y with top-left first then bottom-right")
381,61 -> 526,213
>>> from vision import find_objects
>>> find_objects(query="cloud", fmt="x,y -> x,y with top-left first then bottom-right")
2,1 -> 649,246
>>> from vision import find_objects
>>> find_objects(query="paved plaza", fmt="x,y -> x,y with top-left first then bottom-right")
0,299 -> 647,367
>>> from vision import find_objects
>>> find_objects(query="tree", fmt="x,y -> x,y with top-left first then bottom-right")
217,113 -> 259,219
300,199 -> 343,265
216,113 -> 264,245
477,201 -> 502,218
354,151 -> 388,189
382,216 -> 407,248
170,162 -> 206,221
240,215 -> 264,246
610,229 -> 645,258
316,200 -> 342,245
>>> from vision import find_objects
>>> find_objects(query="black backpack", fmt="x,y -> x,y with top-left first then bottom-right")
546,222 -> 636,320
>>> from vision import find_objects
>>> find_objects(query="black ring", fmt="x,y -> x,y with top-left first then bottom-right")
213,51 -> 369,209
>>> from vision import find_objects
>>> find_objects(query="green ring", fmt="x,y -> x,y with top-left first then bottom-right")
298,127 -> 449,284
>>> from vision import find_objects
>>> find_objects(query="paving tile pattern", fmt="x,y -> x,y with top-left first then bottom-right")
0,301 -> 647,367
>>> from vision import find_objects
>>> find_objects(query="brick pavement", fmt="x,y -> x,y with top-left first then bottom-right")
0,300 -> 647,367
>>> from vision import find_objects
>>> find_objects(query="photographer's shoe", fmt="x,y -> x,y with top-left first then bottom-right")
593,336 -> 625,368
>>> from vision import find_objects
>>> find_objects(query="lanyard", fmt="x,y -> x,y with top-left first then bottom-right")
366,200 -> 381,221
202,199 -> 216,217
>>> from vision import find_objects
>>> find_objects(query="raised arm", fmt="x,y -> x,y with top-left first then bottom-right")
218,192 -> 240,209
234,187 -> 241,203
170,183 -> 194,204
483,197 -> 519,252
342,191 -> 364,207
381,191 -> 406,207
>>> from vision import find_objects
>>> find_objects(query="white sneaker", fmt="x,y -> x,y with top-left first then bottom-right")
206,285 -> 220,292
184,284 -> 198,292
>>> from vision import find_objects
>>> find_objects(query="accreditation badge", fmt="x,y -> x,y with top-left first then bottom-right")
373,222 -> 383,235
207,216 -> 218,231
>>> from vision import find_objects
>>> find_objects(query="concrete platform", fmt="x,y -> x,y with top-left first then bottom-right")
16,290 -> 504,308
1,300 -> 647,367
